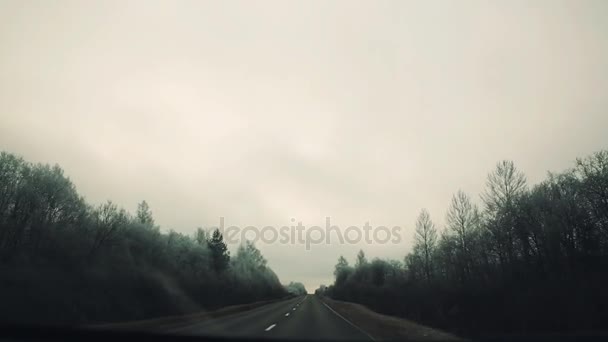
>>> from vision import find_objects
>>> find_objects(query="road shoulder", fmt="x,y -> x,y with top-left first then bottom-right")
88,296 -> 294,333
321,296 -> 465,341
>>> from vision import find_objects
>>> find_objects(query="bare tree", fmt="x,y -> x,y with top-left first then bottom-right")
481,160 -> 527,268
89,201 -> 127,259
446,190 -> 479,282
414,209 -> 437,283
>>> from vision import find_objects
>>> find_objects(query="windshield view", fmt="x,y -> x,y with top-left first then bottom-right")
1,1 -> 607,341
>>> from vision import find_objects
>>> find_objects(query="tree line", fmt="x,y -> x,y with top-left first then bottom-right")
324,150 -> 608,336
0,151 -> 288,325
285,282 -> 307,296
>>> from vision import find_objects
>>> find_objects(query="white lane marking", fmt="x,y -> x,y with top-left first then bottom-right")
265,324 -> 277,331
292,307 -> 296,311
285,313 -> 290,317
321,301 -> 375,341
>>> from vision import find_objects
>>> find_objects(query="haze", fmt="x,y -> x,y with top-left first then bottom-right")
1,0 -> 607,291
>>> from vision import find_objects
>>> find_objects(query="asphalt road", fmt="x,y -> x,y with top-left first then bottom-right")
172,295 -> 372,340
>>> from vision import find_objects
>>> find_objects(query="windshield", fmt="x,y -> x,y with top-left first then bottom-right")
1,0 -> 607,340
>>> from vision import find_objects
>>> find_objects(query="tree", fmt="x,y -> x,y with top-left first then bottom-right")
446,191 -> 479,283
207,228 -> 230,273
233,240 -> 266,270
370,258 -> 389,286
136,200 -> 154,227
432,229 -> 450,282
574,150 -> 608,248
0,150 -> 289,324
326,151 -> 608,336
481,160 -> 527,270
194,227 -> 207,245
0,152 -> 25,221
89,201 -> 128,258
334,256 -> 352,286
414,209 -> 437,283
285,282 -> 307,295
355,250 -> 368,269
245,240 -> 266,268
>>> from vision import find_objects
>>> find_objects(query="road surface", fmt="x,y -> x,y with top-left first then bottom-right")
172,295 -> 372,340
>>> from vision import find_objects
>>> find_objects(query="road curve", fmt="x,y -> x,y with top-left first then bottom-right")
172,295 -> 371,340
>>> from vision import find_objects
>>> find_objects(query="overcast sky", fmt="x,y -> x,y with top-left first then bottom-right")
1,0 -> 607,290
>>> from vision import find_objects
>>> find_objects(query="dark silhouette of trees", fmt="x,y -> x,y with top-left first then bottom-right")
88,201 -> 128,259
355,250 -> 368,268
0,151 -> 287,325
334,255 -> 353,286
327,151 -> 608,337
208,229 -> 230,273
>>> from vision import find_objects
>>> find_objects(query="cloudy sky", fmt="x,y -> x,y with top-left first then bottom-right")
1,0 -> 607,290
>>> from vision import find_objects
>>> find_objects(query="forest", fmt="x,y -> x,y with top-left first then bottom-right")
325,150 -> 608,337
0,151 -> 287,325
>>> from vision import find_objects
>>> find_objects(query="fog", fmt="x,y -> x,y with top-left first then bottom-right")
1,0 -> 607,291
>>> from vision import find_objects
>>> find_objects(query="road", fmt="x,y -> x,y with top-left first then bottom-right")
172,295 -> 372,340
